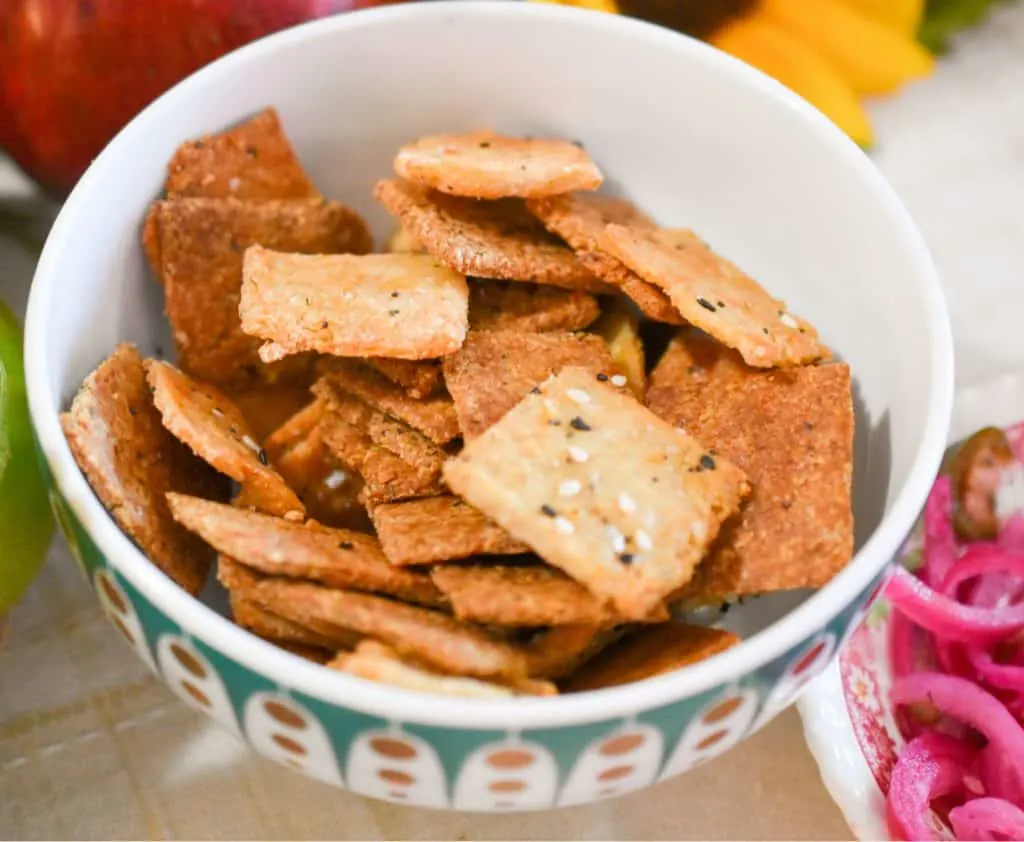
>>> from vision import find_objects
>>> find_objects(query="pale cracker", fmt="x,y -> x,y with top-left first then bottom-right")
469,279 -> 600,334
240,247 -> 468,363
386,224 -> 426,254
592,304 -> 647,399
443,367 -> 751,619
394,131 -> 603,200
145,360 -> 304,517
600,225 -> 829,368
374,179 -> 607,292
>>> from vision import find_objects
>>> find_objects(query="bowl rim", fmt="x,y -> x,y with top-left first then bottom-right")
25,0 -> 955,730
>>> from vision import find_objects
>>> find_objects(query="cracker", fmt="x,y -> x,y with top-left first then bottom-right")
316,361 -> 460,445
366,358 -> 442,399
240,247 -> 469,363
164,107 -> 319,200
151,197 -> 372,386
394,131 -> 603,200
523,624 -> 614,680
276,642 -> 335,664
371,496 -> 529,566
563,623 -> 740,692
220,564 -> 528,679
386,224 -> 426,254
430,563 -> 668,627
592,304 -> 647,400
443,367 -> 750,619
469,279 -> 600,334
168,494 -> 442,607
142,204 -> 162,280
263,400 -> 326,463
230,591 -> 358,651
61,344 -> 226,595
226,382 -> 314,445
600,225 -> 829,368
526,193 -> 683,324
374,179 -> 606,292
647,332 -> 854,598
330,641 -> 556,698
146,360 -> 304,517
442,330 -> 620,439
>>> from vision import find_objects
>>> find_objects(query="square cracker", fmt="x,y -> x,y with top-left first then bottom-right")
562,623 -> 740,692
430,563 -> 668,627
394,130 -> 603,200
469,279 -> 600,334
240,247 -> 469,363
365,358 -> 442,400
371,496 -> 529,566
164,107 -> 319,200
230,591 -> 360,652
61,344 -> 227,595
146,360 -> 303,517
374,179 -> 607,292
168,494 -> 442,606
443,367 -> 750,619
647,331 -> 854,598
600,225 -> 828,368
151,197 -> 371,386
442,330 -> 620,439
526,193 -> 683,324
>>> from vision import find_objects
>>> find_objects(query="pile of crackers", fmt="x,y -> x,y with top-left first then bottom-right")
61,109 -> 854,699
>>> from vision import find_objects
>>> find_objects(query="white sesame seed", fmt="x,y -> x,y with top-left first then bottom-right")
610,374 -> 628,387
618,492 -> 637,513
323,469 -> 348,489
636,529 -> 653,551
690,521 -> 707,541
228,177 -> 241,191
606,525 -> 626,553
212,408 -> 224,418
779,312 -> 798,329
567,445 -> 589,463
559,479 -> 582,497
241,434 -> 261,454
567,388 -> 591,405
554,516 -> 575,535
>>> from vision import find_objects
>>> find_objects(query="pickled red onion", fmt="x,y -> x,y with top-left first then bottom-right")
948,797 -> 1024,841
921,476 -> 958,589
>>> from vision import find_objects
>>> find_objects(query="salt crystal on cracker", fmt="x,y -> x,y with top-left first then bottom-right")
240,247 -> 468,363
469,279 -> 600,334
443,367 -> 750,620
394,131 -> 603,200
600,225 -> 828,368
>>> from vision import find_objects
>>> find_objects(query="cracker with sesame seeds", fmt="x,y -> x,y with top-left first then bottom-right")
240,247 -> 469,363
647,331 -> 854,599
562,623 -> 741,691
469,279 -> 601,334
164,107 -> 319,200
168,494 -> 443,606
600,225 -> 829,368
394,131 -> 603,200
150,197 -> 371,386
146,359 -> 304,518
429,563 -> 668,627
61,344 -> 228,596
371,496 -> 530,566
330,640 -> 557,698
374,179 -> 608,292
365,358 -> 443,399
443,367 -> 750,620
443,330 -> 621,439
230,591 -> 360,652
219,561 -> 528,680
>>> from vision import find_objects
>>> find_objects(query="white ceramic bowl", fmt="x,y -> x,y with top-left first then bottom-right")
24,1 -> 953,811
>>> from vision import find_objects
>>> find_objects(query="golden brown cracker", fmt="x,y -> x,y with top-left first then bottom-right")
374,179 -> 606,292
145,360 -> 304,517
142,204 -> 163,281
230,591 -> 358,651
274,642 -> 335,664
240,247 -> 469,363
263,400 -> 326,463
647,332 -> 854,598
600,225 -> 828,368
366,358 -> 443,399
371,496 -> 529,566
443,367 -> 750,620
442,330 -> 620,439
592,304 -> 647,400
563,623 -> 740,691
526,193 -> 684,324
394,131 -> 603,200
226,382 -> 314,445
524,625 -> 622,680
168,494 -> 441,606
360,446 -> 447,505
153,197 -> 371,386
386,224 -> 426,254
61,344 -> 226,595
164,107 -> 319,200
469,279 -> 600,334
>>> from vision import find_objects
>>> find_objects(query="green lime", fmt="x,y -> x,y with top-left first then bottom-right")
0,300 -> 54,612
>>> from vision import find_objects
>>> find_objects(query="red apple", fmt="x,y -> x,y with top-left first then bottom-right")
0,0 -> 412,197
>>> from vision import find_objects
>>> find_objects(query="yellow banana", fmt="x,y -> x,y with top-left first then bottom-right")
712,16 -> 874,148
760,0 -> 934,95
526,0 -> 620,12
839,0 -> 926,36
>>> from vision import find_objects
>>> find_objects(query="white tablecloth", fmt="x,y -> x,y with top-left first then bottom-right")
3,7 -> 1024,838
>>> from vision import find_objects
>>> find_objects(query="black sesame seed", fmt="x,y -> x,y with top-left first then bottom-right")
548,419 -> 562,426
700,454 -> 716,470
570,416 -> 591,432
305,297 -> 311,306
619,553 -> 635,564
321,320 -> 329,329
390,291 -> 400,298
529,386 -> 541,395
697,297 -> 717,312
339,541 -> 354,550
720,602 -> 731,614
781,499 -> 793,510
717,300 -> 725,308
480,141 -> 491,148
258,449 -> 269,465
763,327 -> 770,335
596,372 -> 609,382
541,504 -> 557,517
388,309 -> 399,317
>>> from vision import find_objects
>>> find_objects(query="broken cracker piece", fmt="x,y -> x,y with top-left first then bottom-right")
371,496 -> 529,566
263,400 -> 326,463
374,179 -> 607,292
240,247 -> 468,363
230,591 -> 359,651
226,382 -> 314,445
563,623 -> 740,692
592,304 -> 647,400
600,225 -> 828,368
647,332 -> 854,598
146,360 -> 304,517
366,358 -> 442,400
443,330 -> 620,438
394,131 -> 603,200
61,344 -> 226,596
469,279 -> 600,334
443,367 -> 750,620
386,224 -> 426,254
